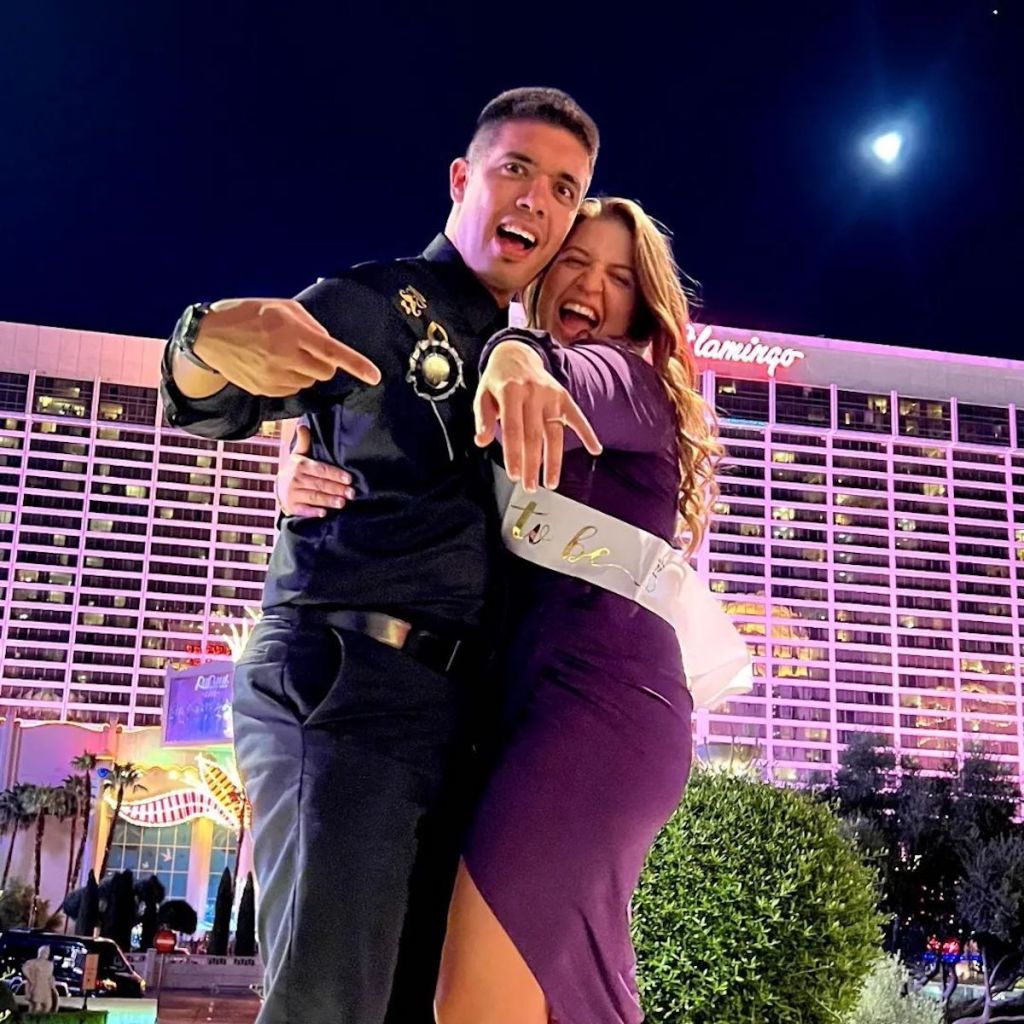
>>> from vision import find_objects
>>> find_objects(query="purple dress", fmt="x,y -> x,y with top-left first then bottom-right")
465,332 -> 694,1023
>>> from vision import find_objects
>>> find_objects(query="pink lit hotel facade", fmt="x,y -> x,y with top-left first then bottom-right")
3,318 -> 1024,792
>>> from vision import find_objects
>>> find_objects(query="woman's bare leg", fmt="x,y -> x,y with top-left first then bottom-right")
435,859 -> 550,1024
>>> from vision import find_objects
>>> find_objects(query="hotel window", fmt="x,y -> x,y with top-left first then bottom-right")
833,588 -> 890,608
954,478 -> 1006,502
772,487 -> 826,506
834,473 -> 888,493
893,536 -> 948,556
95,444 -> 153,464
157,506 -> 213,524
893,498 -> 948,519
837,391 -> 891,434
159,432 -> 217,452
834,493 -> 887,511
146,598 -> 206,616
222,476 -> 275,494
957,541 -> 1009,561
725,463 -> 767,482
771,468 -> 826,487
155,488 -> 213,505
956,468 -> 1005,491
774,384 -> 831,428
958,403 -> 1010,447
7,626 -> 71,645
158,469 -> 214,487
223,457 -> 276,475
715,379 -> 770,423
105,822 -> 192,898
898,397 -> 951,441
895,443 -> 946,460
9,604 -> 73,624
1,666 -> 66,683
0,373 -> 29,413
98,383 -> 159,425
33,377 -> 93,418
773,431 -> 826,448
773,676 -> 831,700
772,451 -> 827,471
894,462 -> 947,482
95,427 -> 155,445
839,729 -> 896,746
212,585 -> 263,602
835,530 -> 888,550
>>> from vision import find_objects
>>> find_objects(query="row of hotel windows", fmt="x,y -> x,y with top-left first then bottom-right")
2,370 -> 1022,448
714,379 -> 1020,447
0,375 -> 160,424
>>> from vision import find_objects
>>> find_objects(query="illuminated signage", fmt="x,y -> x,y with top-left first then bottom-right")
162,660 -> 234,747
689,325 -> 806,378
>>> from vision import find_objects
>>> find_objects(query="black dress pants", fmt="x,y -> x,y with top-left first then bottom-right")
232,611 -> 476,1024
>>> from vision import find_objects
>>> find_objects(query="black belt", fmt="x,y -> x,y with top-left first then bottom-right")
283,607 -> 473,678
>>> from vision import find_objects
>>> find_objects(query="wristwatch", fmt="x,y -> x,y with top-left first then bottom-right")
172,302 -> 218,373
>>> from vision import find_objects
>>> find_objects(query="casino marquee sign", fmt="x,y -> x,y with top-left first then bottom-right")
688,324 -> 806,380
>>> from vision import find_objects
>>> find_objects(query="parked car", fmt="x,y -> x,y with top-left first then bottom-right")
0,929 -> 146,998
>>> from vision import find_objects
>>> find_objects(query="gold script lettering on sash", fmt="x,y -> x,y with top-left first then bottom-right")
562,526 -> 611,566
511,501 -> 539,540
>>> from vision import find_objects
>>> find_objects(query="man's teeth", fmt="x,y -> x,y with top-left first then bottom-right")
501,225 -> 537,246
562,302 -> 599,326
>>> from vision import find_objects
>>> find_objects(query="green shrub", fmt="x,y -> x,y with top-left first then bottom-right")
632,769 -> 883,1024
0,879 -> 62,931
844,955 -> 942,1024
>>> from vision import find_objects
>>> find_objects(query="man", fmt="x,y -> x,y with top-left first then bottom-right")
160,88 -> 600,1024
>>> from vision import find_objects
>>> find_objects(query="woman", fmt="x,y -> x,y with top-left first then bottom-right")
280,198 -> 730,1023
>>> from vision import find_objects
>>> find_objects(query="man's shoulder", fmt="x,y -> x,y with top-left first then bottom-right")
320,253 -> 432,295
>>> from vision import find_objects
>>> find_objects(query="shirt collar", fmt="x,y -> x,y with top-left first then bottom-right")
422,233 -> 506,336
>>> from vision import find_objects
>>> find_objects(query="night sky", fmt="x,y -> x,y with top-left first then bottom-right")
2,2 -> 1020,358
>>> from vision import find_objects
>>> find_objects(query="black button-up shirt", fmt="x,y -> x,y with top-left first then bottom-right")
160,235 -> 506,631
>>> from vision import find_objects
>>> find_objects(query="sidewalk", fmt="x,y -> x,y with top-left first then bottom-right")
156,992 -> 260,1023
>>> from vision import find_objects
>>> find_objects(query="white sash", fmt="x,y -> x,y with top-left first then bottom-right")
494,471 -> 753,710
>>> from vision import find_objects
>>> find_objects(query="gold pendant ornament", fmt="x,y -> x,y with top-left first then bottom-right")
399,286 -> 427,318
406,321 -> 465,402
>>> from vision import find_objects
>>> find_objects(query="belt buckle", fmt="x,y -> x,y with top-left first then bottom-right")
377,614 -> 412,650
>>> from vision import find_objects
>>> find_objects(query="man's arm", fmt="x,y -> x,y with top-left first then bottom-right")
181,297 -> 379,397
161,285 -> 383,441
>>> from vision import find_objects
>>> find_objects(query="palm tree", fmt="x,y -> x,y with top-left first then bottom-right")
98,762 -> 146,879
0,789 -> 19,888
69,751 -> 97,891
0,783 -> 36,888
60,774 -> 83,899
24,784 -> 63,926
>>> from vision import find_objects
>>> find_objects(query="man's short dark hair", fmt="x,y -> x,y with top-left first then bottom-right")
468,87 -> 599,167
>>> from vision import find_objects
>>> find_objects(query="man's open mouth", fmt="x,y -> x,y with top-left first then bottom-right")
496,224 -> 538,252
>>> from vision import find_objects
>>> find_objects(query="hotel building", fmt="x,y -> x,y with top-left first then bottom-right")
2,316 -> 1024,917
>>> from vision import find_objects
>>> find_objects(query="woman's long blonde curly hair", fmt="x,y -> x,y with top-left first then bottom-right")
526,197 -> 722,553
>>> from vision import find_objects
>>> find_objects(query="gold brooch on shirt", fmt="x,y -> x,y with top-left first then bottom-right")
399,286 -> 427,318
406,321 -> 465,402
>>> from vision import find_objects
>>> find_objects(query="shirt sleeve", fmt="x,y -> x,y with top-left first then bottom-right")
159,277 -> 386,440
480,327 -> 675,453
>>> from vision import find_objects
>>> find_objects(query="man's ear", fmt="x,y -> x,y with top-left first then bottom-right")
450,157 -> 470,204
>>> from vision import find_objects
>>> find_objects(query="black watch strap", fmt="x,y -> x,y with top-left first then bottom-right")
173,302 -> 218,374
